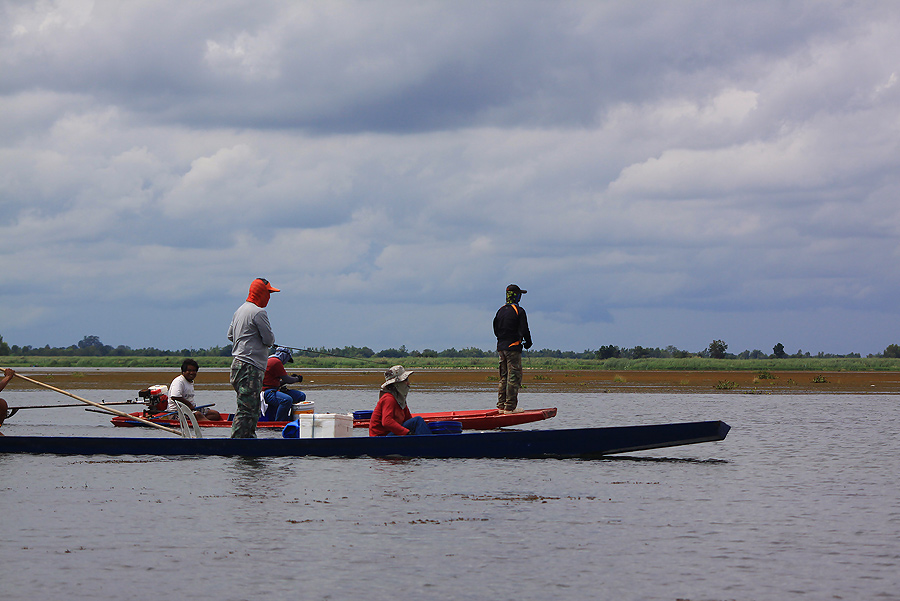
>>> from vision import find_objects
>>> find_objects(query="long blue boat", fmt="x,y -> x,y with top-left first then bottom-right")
0,420 -> 730,459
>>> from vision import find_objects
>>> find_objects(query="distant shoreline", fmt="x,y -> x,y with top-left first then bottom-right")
4,354 -> 900,372
6,365 -> 899,394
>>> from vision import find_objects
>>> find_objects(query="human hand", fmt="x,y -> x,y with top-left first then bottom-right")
524,341 -> 533,350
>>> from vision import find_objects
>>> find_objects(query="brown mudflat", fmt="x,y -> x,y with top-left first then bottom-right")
10,368 -> 900,394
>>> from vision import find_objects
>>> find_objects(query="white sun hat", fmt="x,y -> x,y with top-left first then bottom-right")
381,365 -> 413,389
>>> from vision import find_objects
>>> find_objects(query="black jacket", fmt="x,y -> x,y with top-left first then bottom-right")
493,304 -> 532,352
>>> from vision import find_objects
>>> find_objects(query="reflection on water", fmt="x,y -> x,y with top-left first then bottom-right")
1,389 -> 898,601
592,455 -> 730,464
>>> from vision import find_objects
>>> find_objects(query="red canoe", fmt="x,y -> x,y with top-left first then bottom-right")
354,407 -> 557,430
110,407 -> 557,430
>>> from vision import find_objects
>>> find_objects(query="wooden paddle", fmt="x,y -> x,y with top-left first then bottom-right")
8,371 -> 183,436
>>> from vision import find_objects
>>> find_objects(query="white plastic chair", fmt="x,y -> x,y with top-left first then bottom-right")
173,401 -> 203,438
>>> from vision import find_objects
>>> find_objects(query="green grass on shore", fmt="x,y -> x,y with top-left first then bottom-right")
4,355 -> 900,371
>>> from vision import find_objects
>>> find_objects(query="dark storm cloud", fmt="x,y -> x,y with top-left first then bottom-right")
2,1 -> 900,355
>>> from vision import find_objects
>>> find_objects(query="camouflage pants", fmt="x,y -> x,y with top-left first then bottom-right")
230,359 -> 263,438
497,349 -> 523,411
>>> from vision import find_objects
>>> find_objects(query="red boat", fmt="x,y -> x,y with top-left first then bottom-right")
110,407 -> 557,430
352,407 -> 557,429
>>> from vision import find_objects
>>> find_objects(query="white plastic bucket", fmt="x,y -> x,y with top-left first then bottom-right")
291,401 -> 315,418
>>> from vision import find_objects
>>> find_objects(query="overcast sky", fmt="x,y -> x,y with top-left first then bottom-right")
2,1 -> 900,356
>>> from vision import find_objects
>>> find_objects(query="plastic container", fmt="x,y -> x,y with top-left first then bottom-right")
290,413 -> 353,438
291,401 -> 315,418
428,420 -> 463,435
353,410 -> 373,420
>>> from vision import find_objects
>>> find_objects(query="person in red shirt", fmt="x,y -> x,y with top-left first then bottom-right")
262,347 -> 305,421
369,365 -> 432,436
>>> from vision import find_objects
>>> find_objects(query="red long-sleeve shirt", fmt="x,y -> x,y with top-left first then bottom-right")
263,356 -> 288,389
369,391 -> 412,436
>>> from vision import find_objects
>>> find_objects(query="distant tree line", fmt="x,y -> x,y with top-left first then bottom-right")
0,334 -> 232,358
0,334 -> 887,359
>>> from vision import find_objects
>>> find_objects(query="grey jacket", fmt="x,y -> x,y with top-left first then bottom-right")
227,301 -> 276,370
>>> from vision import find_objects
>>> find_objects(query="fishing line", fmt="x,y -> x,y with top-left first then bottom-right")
276,346 -> 387,366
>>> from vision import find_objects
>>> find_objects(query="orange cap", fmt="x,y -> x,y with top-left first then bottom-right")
256,278 -> 280,293
247,278 -> 279,308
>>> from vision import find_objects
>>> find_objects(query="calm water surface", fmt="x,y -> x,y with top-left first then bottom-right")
1,386 -> 898,601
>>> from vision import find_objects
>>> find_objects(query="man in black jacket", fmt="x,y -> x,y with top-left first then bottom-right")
493,284 -> 533,413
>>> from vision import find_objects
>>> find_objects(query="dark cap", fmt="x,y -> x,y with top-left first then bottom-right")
506,284 -> 527,294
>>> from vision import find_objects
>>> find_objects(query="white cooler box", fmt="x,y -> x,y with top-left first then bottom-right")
294,413 -> 353,438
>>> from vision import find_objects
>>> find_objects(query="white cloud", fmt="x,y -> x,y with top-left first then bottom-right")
162,144 -> 269,218
7,0 -> 94,38
204,31 -> 281,81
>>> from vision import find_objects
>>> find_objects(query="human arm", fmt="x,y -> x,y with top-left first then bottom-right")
273,362 -> 301,386
378,393 -> 411,436
519,308 -> 533,349
281,373 -> 302,385
169,394 -> 196,410
256,311 -> 276,349
168,377 -> 196,410
169,396 -> 197,410
0,368 -> 14,393
265,359 -> 300,386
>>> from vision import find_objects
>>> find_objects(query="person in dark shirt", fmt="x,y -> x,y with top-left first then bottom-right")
0,368 -> 14,435
493,284 -> 532,413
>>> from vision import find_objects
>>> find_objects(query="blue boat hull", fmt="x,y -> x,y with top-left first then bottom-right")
0,421 -> 730,458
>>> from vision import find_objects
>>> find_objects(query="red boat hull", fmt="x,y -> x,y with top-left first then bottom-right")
110,407 -> 557,430
358,408 -> 558,430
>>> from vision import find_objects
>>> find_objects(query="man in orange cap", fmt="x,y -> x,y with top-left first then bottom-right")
228,278 -> 279,438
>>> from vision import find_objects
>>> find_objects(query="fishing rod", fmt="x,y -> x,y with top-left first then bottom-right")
8,371 -> 182,436
84,404 -> 215,419
277,346 -> 387,366
4,401 -> 140,419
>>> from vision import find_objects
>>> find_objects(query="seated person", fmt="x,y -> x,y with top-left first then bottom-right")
168,359 -> 221,421
369,365 -> 432,436
262,347 -> 305,422
0,368 -> 13,436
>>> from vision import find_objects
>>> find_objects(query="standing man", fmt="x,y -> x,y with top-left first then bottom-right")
493,284 -> 532,414
228,278 -> 279,438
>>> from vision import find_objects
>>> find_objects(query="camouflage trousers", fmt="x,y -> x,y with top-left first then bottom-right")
230,359 -> 263,438
497,349 -> 523,411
